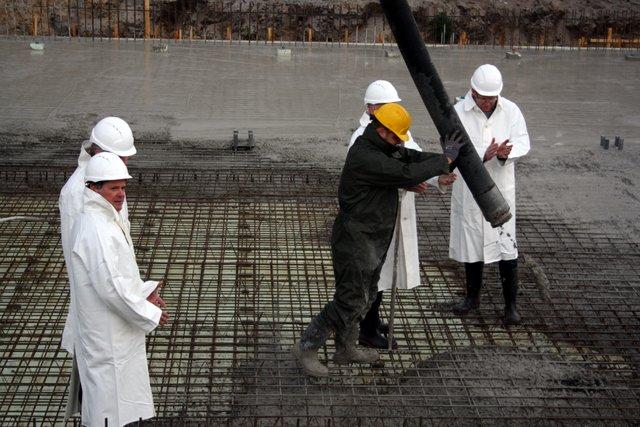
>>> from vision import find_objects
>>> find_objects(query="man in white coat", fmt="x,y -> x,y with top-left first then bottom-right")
449,64 -> 530,324
60,116 -> 139,357
59,117 -> 163,419
350,80 -> 456,348
68,152 -> 168,426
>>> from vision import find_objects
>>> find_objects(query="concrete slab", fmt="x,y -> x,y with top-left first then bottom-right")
1,38 -> 639,228
1,39 -> 637,143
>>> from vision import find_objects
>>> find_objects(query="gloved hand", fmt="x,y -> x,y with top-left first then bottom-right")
440,130 -> 466,162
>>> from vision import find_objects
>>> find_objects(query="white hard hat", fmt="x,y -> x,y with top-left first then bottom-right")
89,117 -> 136,157
84,152 -> 132,183
363,80 -> 402,105
470,64 -> 503,96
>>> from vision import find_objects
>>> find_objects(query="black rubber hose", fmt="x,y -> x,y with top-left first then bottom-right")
379,0 -> 511,227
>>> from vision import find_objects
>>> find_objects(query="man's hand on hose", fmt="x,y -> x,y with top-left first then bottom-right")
438,172 -> 457,186
406,182 -> 429,194
440,130 -> 466,163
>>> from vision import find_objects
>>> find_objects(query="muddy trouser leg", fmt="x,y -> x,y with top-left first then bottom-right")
299,314 -> 332,351
332,282 -> 380,364
294,309 -> 334,377
299,261 -> 368,352
295,250 -> 372,375
359,291 -> 383,336
316,259 -> 378,341
499,259 -> 520,324
453,262 -> 484,315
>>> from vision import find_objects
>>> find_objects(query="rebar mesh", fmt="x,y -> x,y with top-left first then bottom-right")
1,153 -> 639,424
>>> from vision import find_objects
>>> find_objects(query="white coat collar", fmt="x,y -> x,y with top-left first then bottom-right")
359,111 -> 371,127
77,141 -> 92,168
82,187 -> 132,245
462,90 -> 503,113
83,186 -> 120,218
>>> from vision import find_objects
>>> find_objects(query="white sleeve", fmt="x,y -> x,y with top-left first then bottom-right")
91,260 -> 162,333
140,280 -> 160,298
77,231 -> 162,333
499,106 -> 530,167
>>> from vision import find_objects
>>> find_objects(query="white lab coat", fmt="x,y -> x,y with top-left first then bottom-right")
68,188 -> 161,426
449,91 -> 530,263
59,144 -> 130,354
349,113 -> 442,291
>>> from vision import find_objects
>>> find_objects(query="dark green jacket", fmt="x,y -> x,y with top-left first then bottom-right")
331,124 -> 450,281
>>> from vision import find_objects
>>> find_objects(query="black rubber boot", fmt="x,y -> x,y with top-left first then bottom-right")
359,331 -> 398,350
453,262 -> 483,315
500,259 -> 521,325
377,320 -> 389,335
359,291 -> 383,336
357,291 -> 397,349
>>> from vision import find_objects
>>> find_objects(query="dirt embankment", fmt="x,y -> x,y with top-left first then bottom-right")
5,1 -> 640,43
158,0 -> 640,43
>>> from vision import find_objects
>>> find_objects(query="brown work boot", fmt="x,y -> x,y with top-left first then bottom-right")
333,344 -> 379,364
333,324 -> 380,364
292,341 -> 329,377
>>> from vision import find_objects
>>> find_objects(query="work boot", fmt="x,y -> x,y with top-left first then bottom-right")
452,262 -> 483,315
333,325 -> 379,364
292,315 -> 331,377
292,340 -> 329,377
500,260 -> 521,325
359,330 -> 398,350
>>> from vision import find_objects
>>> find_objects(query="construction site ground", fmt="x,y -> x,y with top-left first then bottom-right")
1,39 -> 639,424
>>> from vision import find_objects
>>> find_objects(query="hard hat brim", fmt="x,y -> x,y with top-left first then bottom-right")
397,132 -> 410,142
84,173 -> 132,183
363,96 -> 402,105
93,142 -> 137,157
471,82 -> 503,97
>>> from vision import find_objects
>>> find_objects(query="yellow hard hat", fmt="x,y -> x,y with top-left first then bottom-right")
372,103 -> 412,142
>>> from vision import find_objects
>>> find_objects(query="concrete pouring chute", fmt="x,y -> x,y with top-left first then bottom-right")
380,0 -> 511,228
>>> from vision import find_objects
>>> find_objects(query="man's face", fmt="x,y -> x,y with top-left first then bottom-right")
472,89 -> 498,113
366,103 -> 384,115
91,180 -> 127,212
377,127 -> 403,146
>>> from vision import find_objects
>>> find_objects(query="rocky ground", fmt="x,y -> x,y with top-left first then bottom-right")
4,0 -> 639,44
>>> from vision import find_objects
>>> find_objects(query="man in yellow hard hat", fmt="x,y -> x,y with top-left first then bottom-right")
350,80 -> 457,351
292,103 -> 465,377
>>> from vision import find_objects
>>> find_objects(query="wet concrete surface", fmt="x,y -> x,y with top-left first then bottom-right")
0,39 -> 637,141
1,39 -> 640,423
1,38 -> 639,226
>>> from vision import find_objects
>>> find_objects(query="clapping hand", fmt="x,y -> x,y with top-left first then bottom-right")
484,138 -> 511,162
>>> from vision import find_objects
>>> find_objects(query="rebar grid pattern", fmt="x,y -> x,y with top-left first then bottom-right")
1,160 -> 639,425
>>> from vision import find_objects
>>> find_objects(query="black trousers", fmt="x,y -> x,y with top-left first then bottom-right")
359,291 -> 383,336
465,259 -> 518,286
